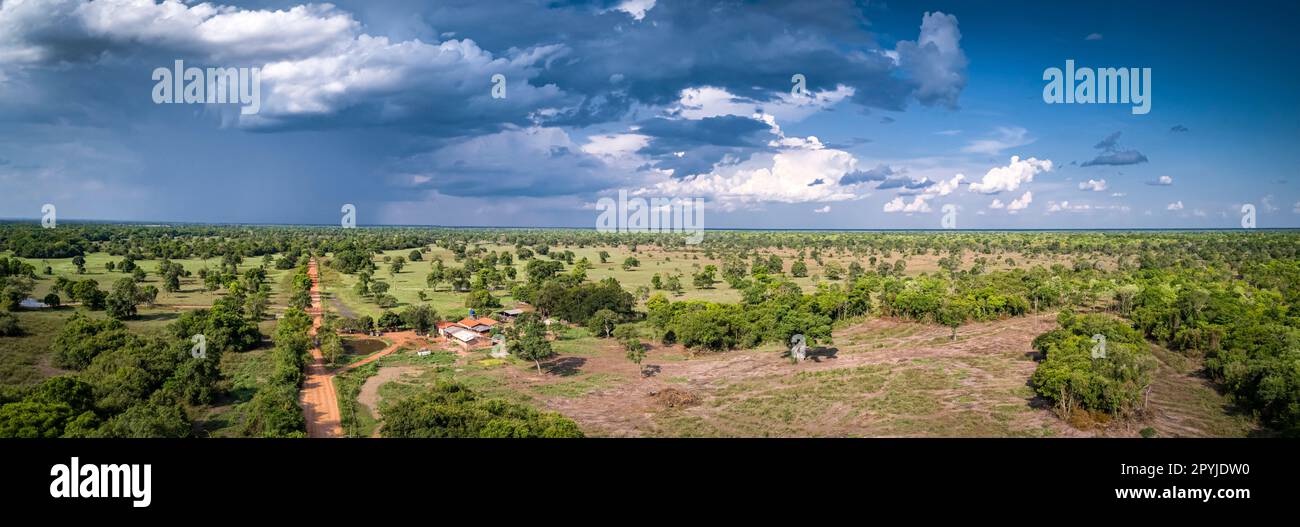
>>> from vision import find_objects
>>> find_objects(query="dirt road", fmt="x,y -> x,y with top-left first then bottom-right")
299,259 -> 343,438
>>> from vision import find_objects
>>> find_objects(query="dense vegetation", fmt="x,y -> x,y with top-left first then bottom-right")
380,381 -> 583,438
1030,312 -> 1156,420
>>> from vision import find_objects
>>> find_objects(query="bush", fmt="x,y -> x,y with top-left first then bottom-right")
0,312 -> 19,336
1030,313 -> 1156,419
381,382 -> 582,438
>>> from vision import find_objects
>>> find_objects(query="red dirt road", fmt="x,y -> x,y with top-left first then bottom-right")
300,259 -> 343,438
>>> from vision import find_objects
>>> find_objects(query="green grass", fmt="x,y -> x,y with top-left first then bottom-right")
0,309 -> 74,386
531,373 -> 623,398
334,362 -> 380,438
5,251 -> 295,311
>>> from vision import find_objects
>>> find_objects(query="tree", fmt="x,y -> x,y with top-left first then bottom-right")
401,304 -> 438,335
389,256 -> 406,275
791,260 -> 809,277
664,274 -> 684,295
598,250 -> 610,264
42,293 -> 61,308
622,256 -> 640,271
624,338 -> 646,377
136,285 -> 159,308
1,275 -> 34,310
105,278 -> 140,319
587,309 -> 620,338
692,265 -> 718,289
509,315 -> 554,374
937,298 -> 973,341
408,249 -> 423,261
377,310 -> 403,331
0,312 -> 20,336
72,255 -> 86,274
465,288 -> 500,310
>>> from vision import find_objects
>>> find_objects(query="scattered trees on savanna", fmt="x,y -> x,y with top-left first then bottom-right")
3,223 -> 1299,435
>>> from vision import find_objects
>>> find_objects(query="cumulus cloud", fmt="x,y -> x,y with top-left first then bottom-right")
1146,175 -> 1174,186
894,12 -> 969,109
1167,201 -> 1184,210
927,173 -> 965,196
813,205 -> 831,213
648,139 -> 864,207
1078,179 -> 1107,192
967,156 -> 1053,194
1085,33 -> 1104,41
992,191 -> 1032,212
883,195 -> 932,213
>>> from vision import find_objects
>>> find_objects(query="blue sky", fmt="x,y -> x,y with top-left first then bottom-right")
0,0 -> 1297,228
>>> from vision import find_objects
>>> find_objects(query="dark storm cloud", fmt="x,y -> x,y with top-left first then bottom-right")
631,115 -> 773,178
1082,131 -> 1149,167
327,0 -> 965,126
840,164 -> 896,185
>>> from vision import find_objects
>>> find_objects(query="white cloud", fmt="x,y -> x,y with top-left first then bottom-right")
926,173 -> 965,196
2,1 -> 359,63
0,0 -> 568,124
967,155 -> 1053,194
894,11 -> 968,108
1148,175 -> 1174,186
581,133 -> 650,159
1006,191 -> 1032,211
883,195 -> 932,213
1078,179 -> 1107,192
670,85 -> 853,124
993,191 -> 1032,212
1085,33 -> 1104,41
1167,201 -> 1184,210
961,126 -> 1033,155
1293,201 -> 1300,214
813,205 -> 831,213
649,142 -> 863,207
611,0 -> 657,21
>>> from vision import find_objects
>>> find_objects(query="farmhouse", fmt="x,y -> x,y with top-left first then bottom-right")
436,317 -> 501,349
457,316 -> 499,335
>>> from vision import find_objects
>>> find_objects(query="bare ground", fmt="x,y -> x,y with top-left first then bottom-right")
356,366 -> 421,438
352,313 -> 1259,438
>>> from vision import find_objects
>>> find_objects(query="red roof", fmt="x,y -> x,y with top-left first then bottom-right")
457,317 -> 498,328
